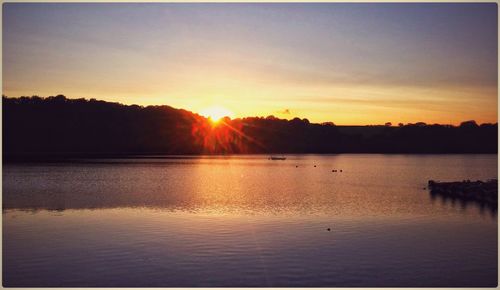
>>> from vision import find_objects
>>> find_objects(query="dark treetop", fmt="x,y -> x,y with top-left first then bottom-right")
3,95 -> 497,160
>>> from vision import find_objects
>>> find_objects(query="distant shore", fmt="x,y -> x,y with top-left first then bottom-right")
4,96 -> 498,157
4,152 -> 498,163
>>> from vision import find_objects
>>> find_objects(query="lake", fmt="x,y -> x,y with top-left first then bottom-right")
3,154 -> 498,287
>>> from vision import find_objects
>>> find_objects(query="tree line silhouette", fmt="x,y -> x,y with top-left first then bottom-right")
3,95 -> 497,160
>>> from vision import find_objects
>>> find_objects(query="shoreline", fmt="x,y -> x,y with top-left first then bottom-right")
4,152 -> 498,163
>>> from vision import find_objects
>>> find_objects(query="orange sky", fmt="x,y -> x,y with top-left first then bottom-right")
3,3 -> 498,125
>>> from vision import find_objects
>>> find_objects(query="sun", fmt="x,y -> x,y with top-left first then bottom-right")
200,106 -> 234,124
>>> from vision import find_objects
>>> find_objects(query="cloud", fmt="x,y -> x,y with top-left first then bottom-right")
275,108 -> 291,115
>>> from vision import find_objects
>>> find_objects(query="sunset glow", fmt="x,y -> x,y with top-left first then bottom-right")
2,4 -> 498,287
3,3 -> 497,125
200,106 -> 234,124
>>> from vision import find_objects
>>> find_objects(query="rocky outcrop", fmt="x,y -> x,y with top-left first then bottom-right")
428,179 -> 497,206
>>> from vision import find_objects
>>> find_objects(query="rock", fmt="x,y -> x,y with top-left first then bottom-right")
427,179 -> 497,207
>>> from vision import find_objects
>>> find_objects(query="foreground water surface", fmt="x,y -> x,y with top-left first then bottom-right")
3,154 -> 498,287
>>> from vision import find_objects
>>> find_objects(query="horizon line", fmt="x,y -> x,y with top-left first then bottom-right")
3,94 -> 498,127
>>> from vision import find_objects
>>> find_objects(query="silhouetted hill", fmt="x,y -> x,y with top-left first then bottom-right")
3,95 -> 497,160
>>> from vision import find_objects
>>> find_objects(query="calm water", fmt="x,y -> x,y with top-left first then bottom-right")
3,154 -> 498,287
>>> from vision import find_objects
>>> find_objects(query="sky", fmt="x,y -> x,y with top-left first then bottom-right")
3,3 -> 498,125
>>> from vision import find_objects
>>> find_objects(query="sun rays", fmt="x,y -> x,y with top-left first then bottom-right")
190,110 -> 267,154
200,106 -> 234,125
